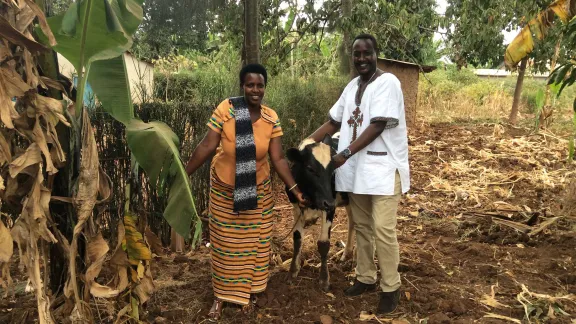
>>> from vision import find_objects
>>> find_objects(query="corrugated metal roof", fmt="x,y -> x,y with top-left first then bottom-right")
377,58 -> 437,73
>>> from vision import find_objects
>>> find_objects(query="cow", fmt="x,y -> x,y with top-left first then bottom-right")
285,133 -> 354,291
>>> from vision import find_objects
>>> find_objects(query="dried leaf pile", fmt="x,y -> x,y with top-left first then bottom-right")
410,125 -> 575,214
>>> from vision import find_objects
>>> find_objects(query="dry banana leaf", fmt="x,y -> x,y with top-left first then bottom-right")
0,131 -> 12,165
67,109 -> 100,318
9,143 -> 42,178
22,0 -> 56,46
0,220 -> 13,263
0,16 -> 47,53
0,66 -> 29,129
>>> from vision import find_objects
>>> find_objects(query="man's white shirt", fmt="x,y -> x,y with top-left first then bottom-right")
329,73 -> 410,195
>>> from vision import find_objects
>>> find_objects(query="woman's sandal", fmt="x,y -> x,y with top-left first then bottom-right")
208,299 -> 224,322
241,295 -> 257,315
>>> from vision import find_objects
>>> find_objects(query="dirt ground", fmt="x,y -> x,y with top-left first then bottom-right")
1,123 -> 576,324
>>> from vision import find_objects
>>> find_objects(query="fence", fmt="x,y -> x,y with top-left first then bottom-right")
91,102 -> 212,244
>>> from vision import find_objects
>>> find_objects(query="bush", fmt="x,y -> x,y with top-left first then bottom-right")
418,66 -> 576,129
265,74 -> 349,148
154,71 -> 237,106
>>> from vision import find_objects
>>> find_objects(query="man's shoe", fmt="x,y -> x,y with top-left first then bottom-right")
344,279 -> 376,297
377,289 -> 400,315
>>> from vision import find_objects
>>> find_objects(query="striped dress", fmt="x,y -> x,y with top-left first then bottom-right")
206,99 -> 283,305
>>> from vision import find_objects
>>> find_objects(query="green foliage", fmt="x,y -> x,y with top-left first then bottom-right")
126,120 -> 201,243
265,74 -> 349,148
154,71 -> 237,105
548,16 -> 576,160
203,0 -> 440,75
39,0 -> 144,115
443,0 -> 568,71
342,0 -> 441,64
133,0 -> 216,58
89,56 -> 134,124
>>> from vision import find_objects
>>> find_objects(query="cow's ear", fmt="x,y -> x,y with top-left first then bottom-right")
321,133 -> 332,146
286,148 -> 301,162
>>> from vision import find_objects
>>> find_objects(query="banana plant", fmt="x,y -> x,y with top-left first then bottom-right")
504,0 -> 576,159
504,0 -> 574,68
37,0 -> 201,242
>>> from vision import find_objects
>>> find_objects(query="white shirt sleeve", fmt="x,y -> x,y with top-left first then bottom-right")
329,80 -> 354,123
368,75 -> 403,128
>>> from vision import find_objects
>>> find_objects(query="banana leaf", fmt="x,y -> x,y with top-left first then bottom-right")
37,0 -> 144,114
90,56 -> 200,242
126,120 -> 201,243
504,0 -> 573,68
37,0 -> 200,242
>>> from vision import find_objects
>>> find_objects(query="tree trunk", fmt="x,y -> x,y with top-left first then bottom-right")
509,57 -> 528,125
340,0 -> 354,78
539,36 -> 563,128
32,0 -> 75,297
170,228 -> 185,253
244,0 -> 260,65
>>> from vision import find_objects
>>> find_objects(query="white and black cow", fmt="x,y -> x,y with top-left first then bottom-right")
285,133 -> 354,291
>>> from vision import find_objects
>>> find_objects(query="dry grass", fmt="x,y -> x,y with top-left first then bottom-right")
410,124 -> 575,210
563,175 -> 576,217
419,88 -> 515,124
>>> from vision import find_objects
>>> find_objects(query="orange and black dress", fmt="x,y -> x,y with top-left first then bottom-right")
206,98 -> 282,305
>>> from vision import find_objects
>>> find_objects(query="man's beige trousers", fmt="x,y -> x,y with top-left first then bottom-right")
348,172 -> 402,292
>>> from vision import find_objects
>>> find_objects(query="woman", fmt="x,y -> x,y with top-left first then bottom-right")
185,63 -> 306,321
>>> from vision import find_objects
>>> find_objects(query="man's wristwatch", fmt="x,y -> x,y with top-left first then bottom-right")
340,148 -> 352,159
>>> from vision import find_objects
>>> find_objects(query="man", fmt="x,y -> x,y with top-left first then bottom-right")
308,33 -> 410,315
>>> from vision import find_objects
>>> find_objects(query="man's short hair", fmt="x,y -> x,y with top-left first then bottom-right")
239,63 -> 268,86
353,33 -> 379,54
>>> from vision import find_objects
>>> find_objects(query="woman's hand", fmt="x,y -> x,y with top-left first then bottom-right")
269,137 -> 309,208
292,188 -> 308,207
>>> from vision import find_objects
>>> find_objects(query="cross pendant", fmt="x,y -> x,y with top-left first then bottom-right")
347,106 -> 363,141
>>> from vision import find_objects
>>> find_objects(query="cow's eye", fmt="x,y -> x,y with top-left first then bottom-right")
306,165 -> 315,173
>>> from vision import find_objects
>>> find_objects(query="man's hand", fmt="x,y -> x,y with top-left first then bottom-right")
333,153 -> 347,169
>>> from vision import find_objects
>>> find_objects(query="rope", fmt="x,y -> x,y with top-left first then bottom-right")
276,205 -> 305,242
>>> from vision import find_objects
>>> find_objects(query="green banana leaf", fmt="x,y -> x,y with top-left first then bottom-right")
37,0 -> 144,114
88,56 -> 134,124
126,120 -> 201,243
89,56 -> 200,242
39,0 -> 144,72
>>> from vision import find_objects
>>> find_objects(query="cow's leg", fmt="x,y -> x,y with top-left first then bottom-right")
290,204 -> 305,279
6,263 -> 13,298
318,210 -> 333,291
341,205 -> 355,262
0,263 -> 9,299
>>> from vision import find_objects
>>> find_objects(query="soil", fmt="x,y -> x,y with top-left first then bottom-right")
1,123 -> 575,324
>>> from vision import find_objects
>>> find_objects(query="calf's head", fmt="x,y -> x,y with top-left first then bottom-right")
287,134 -> 336,212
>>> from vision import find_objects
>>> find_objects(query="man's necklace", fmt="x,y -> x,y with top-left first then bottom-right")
355,69 -> 378,106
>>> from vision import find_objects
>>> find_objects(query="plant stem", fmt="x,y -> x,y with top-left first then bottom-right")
75,0 -> 94,115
